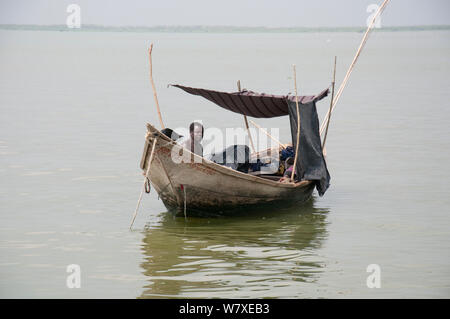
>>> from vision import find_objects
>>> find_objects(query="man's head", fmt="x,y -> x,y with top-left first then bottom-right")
189,122 -> 204,142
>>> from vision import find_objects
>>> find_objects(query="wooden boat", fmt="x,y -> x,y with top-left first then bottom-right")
133,2 -> 391,220
138,82 -> 332,216
140,123 -> 316,216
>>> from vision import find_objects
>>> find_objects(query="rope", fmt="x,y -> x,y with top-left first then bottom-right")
144,177 -> 151,193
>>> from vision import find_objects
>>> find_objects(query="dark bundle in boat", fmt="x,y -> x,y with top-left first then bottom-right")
208,144 -> 251,174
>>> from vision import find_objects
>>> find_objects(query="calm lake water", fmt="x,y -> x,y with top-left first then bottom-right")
0,29 -> 449,298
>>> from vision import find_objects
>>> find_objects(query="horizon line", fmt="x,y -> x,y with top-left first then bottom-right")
1,24 -> 449,33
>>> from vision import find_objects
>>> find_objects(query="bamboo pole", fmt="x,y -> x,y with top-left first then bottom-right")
148,43 -> 165,129
248,119 -> 286,150
322,56 -> 337,150
130,137 -> 158,229
238,80 -> 256,154
291,65 -> 301,182
319,0 -> 391,135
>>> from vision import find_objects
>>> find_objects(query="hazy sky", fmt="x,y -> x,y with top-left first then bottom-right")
0,0 -> 449,27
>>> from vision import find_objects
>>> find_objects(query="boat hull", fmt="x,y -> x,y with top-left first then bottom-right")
141,124 -> 315,216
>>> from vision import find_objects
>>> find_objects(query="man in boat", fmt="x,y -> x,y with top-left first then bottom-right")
180,121 -> 204,157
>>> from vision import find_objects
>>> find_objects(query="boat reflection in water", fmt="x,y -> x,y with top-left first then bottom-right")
138,198 -> 329,298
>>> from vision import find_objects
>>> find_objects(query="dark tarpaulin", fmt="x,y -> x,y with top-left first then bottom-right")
208,145 -> 251,173
171,84 -> 329,118
287,100 -> 330,196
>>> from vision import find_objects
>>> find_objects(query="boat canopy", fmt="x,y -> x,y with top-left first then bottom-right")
170,83 -> 331,196
171,84 -> 329,118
